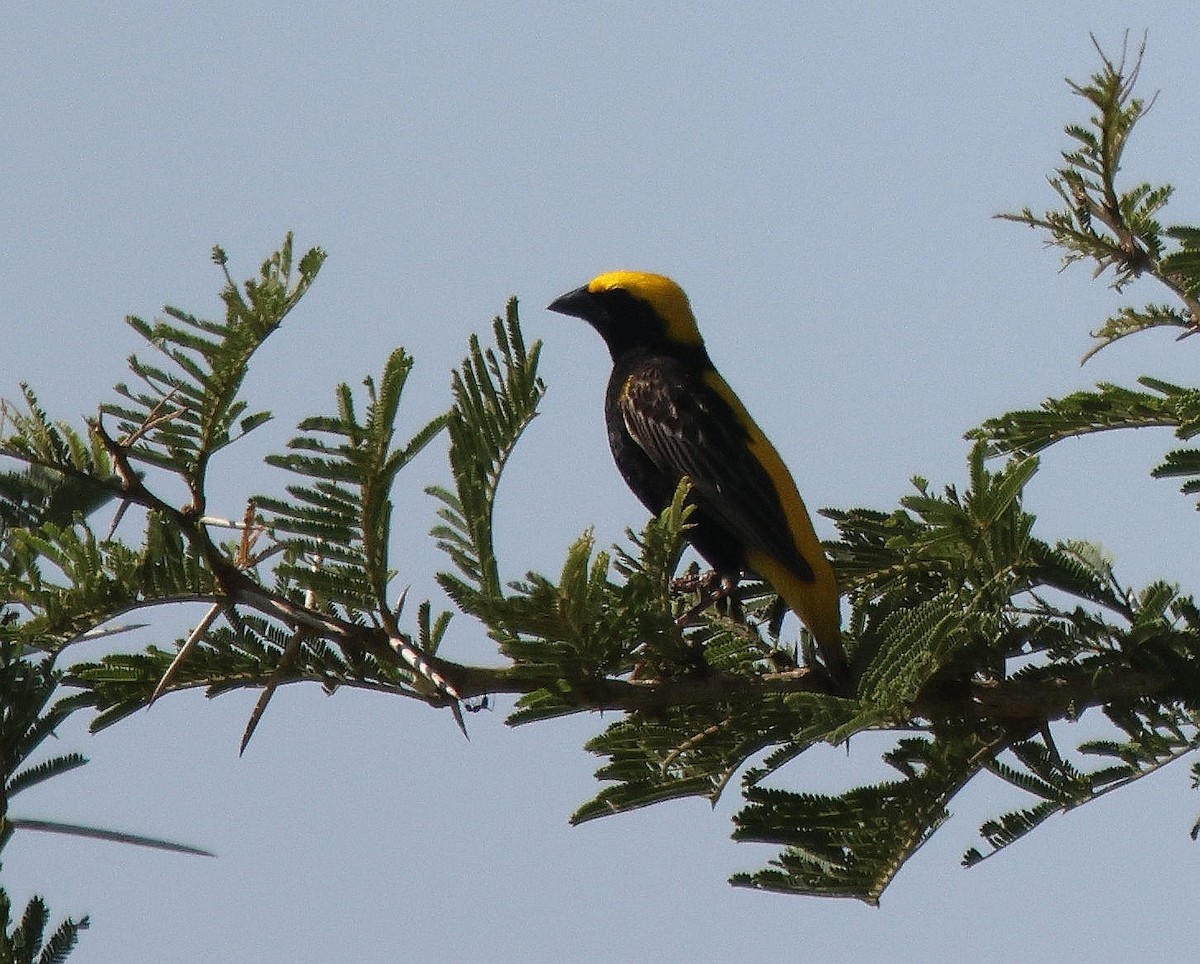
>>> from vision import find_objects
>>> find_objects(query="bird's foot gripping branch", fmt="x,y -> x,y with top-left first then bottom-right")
5,40 -> 1200,916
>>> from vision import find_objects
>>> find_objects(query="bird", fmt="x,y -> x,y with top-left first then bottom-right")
547,271 -> 846,681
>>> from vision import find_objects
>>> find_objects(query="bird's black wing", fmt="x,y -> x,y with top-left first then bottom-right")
618,357 -> 813,579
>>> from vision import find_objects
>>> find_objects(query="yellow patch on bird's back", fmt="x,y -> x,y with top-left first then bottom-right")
587,271 -> 704,347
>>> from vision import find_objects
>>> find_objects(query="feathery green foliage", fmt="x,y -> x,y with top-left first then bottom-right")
0,646 -> 90,846
995,37 -> 1167,303
0,891 -> 87,964
0,387 -> 115,543
102,238 -> 323,498
981,35 -> 1200,506
429,302 -> 544,613
258,348 -> 446,619
64,240 -> 468,729
732,731 -> 1002,904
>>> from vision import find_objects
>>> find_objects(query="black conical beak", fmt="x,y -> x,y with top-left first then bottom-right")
547,284 -> 597,320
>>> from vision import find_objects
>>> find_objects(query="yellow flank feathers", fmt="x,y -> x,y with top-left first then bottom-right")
586,271 -> 705,347
700,369 -> 841,647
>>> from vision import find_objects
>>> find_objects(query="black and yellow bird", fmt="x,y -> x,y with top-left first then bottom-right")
548,271 -> 846,680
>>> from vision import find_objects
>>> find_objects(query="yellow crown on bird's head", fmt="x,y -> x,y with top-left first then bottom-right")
585,271 -> 704,347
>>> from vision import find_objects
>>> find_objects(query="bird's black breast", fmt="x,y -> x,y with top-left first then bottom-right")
603,351 -> 752,575
604,353 -> 683,514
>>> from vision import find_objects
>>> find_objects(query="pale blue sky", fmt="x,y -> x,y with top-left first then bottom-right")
5,4 -> 1200,962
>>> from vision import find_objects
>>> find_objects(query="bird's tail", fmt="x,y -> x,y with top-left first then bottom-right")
749,550 -> 848,684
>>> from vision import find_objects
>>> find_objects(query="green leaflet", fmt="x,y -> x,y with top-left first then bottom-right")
259,347 -> 447,618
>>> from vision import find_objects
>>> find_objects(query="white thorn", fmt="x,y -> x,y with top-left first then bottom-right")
389,635 -> 461,701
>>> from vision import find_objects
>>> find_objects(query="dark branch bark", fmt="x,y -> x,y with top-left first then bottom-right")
430,653 -> 1176,726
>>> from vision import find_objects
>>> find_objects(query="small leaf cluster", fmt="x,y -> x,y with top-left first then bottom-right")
0,643 -> 90,961
0,889 -> 86,964
985,37 -> 1200,506
258,348 -> 446,621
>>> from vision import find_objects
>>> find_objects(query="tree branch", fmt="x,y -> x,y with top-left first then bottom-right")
429,653 -> 1175,728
